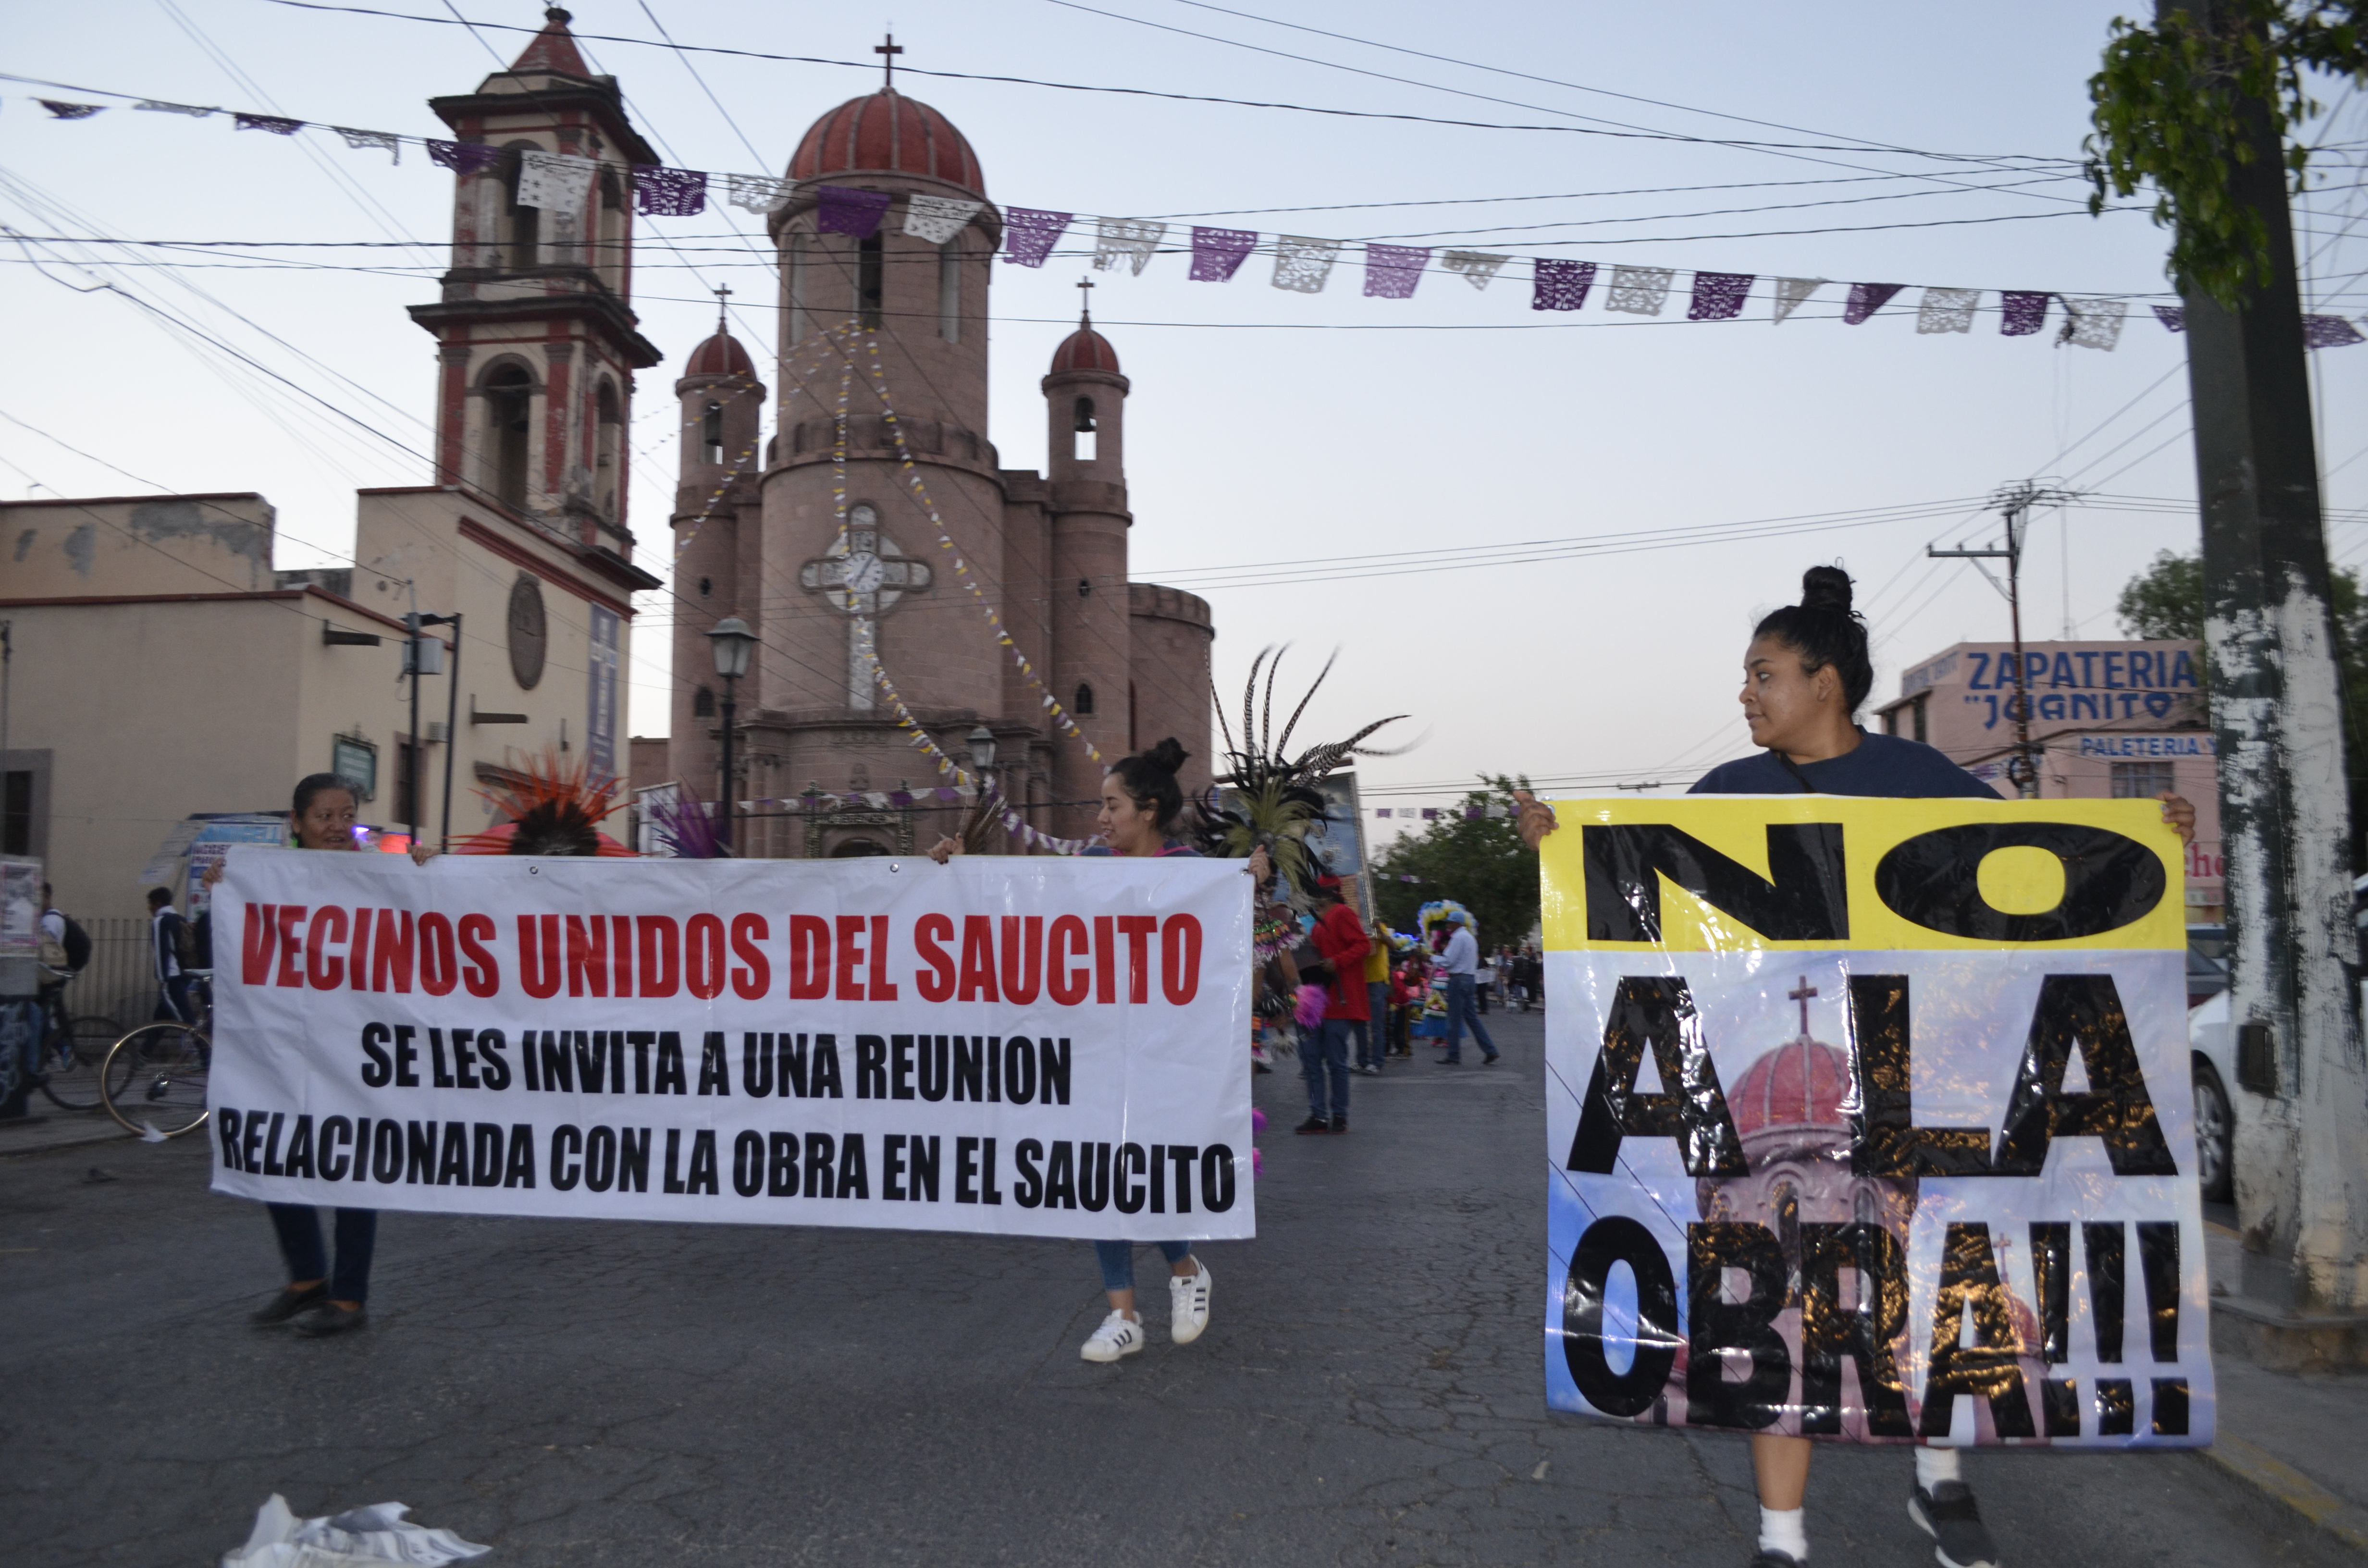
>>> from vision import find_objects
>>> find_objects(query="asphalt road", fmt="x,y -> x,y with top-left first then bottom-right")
1,1007 -> 2351,1567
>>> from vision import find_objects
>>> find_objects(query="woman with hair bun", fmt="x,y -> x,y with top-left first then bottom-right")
931,737 -> 1266,1365
1517,566 -> 2192,1568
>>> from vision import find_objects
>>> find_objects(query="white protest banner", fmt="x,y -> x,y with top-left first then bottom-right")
210,852 -> 1254,1239
1541,796 -> 2209,1447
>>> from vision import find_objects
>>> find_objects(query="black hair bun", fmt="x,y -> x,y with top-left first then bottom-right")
1142,737 -> 1189,776
1800,564 -> 1857,618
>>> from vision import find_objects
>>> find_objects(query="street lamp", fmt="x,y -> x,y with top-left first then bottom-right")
965,725 -> 1001,851
705,617 -> 757,853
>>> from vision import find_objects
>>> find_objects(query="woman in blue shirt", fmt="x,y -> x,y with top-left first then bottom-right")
932,738 -> 1264,1365
1517,566 -> 2191,1568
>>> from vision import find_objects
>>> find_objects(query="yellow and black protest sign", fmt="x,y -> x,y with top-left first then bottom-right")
1540,796 -> 2207,1447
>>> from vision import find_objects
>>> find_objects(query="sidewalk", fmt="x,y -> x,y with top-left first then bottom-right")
0,1109 -> 137,1160
2206,1222 -> 2368,1554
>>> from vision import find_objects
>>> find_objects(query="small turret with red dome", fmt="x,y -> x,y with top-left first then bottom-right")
683,328 -> 755,380
1051,321 -> 1120,376
1042,285 -> 1130,480
675,290 -> 765,486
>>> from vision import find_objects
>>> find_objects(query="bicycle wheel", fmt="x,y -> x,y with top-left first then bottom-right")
100,1023 -> 213,1138
37,1016 -> 119,1112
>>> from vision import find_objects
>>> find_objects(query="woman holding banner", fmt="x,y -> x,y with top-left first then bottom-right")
213,773 -> 429,1338
931,738 -> 1263,1365
1517,566 -> 2194,1568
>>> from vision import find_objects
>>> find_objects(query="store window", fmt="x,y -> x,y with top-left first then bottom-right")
2110,760 -> 2177,798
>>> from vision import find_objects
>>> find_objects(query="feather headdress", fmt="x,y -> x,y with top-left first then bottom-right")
648,778 -> 728,859
1197,645 -> 1412,903
457,749 -> 632,857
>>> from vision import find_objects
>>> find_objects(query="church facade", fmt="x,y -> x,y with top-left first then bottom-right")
663,81 -> 1215,855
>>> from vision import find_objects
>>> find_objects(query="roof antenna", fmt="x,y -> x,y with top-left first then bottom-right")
875,32 -> 903,90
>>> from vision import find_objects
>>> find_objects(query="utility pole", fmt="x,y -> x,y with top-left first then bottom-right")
1931,480 -> 2078,798
2171,0 -> 2368,1329
414,613 -> 461,853
402,609 -> 448,848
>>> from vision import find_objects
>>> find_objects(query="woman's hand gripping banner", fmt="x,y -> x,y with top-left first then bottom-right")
1540,796 -> 2209,1446
210,852 -> 1255,1240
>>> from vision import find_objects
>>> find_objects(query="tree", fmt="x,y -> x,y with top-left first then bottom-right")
1370,775 -> 1539,948
2087,1 -> 2367,305
2118,549 -> 2368,861
2115,549 -> 2208,640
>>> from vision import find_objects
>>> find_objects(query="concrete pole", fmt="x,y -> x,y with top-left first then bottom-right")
2170,0 -> 2368,1316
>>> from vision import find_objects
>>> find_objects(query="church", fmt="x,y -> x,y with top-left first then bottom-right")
653,32 -> 1217,856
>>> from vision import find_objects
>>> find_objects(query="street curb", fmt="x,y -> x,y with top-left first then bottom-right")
2199,1433 -> 2368,1557
0,1117 -> 138,1159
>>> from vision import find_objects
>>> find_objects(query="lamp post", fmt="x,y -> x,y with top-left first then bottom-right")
966,724 -> 999,800
705,617 -> 757,854
966,725 -> 999,848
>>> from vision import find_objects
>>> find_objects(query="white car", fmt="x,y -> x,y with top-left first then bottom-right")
2186,985 -> 2236,1205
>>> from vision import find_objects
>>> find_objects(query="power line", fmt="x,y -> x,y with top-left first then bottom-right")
1048,0 -> 2080,176
1155,0 -> 2067,167
255,0 -> 2083,159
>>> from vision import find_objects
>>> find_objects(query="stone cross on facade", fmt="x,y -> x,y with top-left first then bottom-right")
798,502 -> 932,709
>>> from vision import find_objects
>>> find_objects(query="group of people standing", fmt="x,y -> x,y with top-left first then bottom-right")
1268,893 -> 1531,1140
189,555 -> 2220,1567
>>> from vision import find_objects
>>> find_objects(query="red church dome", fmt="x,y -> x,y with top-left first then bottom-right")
1050,325 -> 1120,375
789,90 -> 985,196
684,330 -> 754,378
1727,1035 -> 1851,1143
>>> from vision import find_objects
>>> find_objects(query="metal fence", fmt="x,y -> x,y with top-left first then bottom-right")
56,918 -> 160,1031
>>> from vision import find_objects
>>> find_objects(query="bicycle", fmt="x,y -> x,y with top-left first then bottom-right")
99,972 -> 213,1139
34,974 -> 122,1113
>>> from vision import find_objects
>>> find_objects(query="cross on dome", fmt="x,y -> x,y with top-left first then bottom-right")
712,283 -> 732,333
1788,976 -> 1819,1038
875,33 -> 904,90
1077,274 -> 1094,327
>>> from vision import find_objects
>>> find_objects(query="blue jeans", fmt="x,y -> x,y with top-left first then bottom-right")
1304,1016 -> 1353,1116
266,1204 -> 378,1302
1095,1239 -> 1192,1293
1443,974 -> 1497,1062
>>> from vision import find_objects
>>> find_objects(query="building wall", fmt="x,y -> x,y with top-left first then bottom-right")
6,494 -> 279,597
1876,638 -> 2222,918
0,594 -> 397,924
353,487 -> 635,837
1127,584 -> 1216,805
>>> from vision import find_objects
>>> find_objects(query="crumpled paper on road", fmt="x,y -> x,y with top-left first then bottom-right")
222,1495 -> 489,1567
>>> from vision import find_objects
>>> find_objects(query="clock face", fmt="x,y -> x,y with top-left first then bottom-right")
844,551 -> 887,596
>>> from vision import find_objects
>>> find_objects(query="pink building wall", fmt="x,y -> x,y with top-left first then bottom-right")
1875,640 -> 2222,919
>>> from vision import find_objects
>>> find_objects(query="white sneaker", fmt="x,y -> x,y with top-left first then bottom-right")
1169,1260 -> 1212,1345
1080,1310 -> 1144,1362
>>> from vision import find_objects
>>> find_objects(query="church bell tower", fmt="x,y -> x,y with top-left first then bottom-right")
669,301 -> 766,807
409,6 -> 663,551
1043,292 -> 1134,836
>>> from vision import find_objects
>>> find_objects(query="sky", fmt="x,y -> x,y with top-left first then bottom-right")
6,0 -> 2366,845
